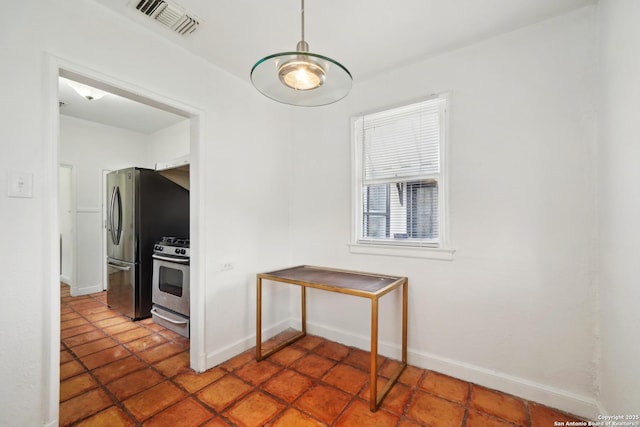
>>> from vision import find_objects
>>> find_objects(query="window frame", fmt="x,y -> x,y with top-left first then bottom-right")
349,94 -> 454,260
362,184 -> 391,238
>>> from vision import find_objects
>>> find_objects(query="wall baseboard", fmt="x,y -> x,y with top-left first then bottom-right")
595,400 -> 609,417
306,321 -> 600,420
74,283 -> 103,296
415,350 -> 600,420
207,318 -> 600,420
205,319 -> 291,367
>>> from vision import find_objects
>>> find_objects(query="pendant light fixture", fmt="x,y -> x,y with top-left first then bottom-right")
250,0 -> 352,107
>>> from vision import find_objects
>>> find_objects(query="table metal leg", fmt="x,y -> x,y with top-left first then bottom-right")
301,286 -> 307,335
256,276 -> 262,360
370,297 -> 379,411
370,281 -> 408,411
402,280 -> 408,363
256,281 -> 307,361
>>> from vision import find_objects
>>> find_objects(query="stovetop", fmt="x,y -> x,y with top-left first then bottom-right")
154,236 -> 190,258
158,237 -> 189,247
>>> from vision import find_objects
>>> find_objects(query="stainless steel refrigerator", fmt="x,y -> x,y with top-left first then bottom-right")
106,167 -> 189,320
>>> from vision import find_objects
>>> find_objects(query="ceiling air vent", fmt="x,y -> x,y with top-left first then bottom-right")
131,0 -> 200,36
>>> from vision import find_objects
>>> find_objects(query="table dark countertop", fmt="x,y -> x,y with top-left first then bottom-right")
260,265 -> 405,294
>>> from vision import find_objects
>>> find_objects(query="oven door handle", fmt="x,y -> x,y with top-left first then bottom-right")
152,254 -> 190,264
151,308 -> 189,325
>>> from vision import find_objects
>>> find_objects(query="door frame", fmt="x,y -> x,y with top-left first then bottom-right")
102,169 -> 111,291
58,163 -> 76,288
43,54 -> 207,426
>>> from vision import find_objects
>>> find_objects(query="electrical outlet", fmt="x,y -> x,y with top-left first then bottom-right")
220,261 -> 234,271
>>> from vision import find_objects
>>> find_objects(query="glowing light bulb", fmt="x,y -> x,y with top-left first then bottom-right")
278,59 -> 325,91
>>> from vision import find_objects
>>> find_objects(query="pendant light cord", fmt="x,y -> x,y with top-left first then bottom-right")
301,0 -> 305,42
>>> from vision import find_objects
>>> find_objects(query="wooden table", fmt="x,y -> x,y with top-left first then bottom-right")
256,265 -> 408,411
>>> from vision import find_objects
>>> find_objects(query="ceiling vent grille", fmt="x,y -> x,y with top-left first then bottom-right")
131,0 -> 200,36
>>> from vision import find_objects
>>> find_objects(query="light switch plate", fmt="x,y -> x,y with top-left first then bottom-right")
8,171 -> 33,198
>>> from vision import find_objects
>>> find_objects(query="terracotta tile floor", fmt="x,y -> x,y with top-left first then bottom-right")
60,285 -> 587,426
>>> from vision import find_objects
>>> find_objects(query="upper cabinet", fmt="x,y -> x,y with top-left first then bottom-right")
156,154 -> 189,190
149,121 -> 190,190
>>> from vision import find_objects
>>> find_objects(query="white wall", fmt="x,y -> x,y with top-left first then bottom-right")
290,6 -> 599,418
0,1 -> 292,425
597,0 -> 640,414
147,119 -> 190,167
60,115 -> 149,295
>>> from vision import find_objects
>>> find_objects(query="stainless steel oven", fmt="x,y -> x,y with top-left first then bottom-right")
151,237 -> 190,338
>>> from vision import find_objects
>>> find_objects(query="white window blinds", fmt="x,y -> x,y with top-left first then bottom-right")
359,98 -> 444,183
354,96 -> 447,247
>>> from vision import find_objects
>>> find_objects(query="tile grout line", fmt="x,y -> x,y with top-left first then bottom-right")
393,366 -> 425,426
461,381 -> 471,427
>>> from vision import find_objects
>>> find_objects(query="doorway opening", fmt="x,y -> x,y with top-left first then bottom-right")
46,57 -> 204,425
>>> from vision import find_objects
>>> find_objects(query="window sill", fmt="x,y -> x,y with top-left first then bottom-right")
348,243 -> 455,261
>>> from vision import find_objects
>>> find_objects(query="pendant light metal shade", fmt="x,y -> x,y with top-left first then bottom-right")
251,0 -> 352,106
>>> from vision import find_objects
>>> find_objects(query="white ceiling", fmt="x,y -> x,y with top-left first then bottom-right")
60,0 -> 596,133
58,76 -> 187,134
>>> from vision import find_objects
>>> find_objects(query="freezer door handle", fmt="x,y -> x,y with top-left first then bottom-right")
107,262 -> 131,271
113,186 -> 123,245
151,308 -> 189,325
108,186 -> 123,245
108,186 -> 116,239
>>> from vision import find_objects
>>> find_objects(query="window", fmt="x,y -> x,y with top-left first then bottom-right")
352,95 -> 449,253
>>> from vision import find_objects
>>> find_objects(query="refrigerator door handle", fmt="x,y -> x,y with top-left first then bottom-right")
107,261 -> 131,271
113,186 -> 123,245
107,188 -> 115,232
108,186 -> 116,240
